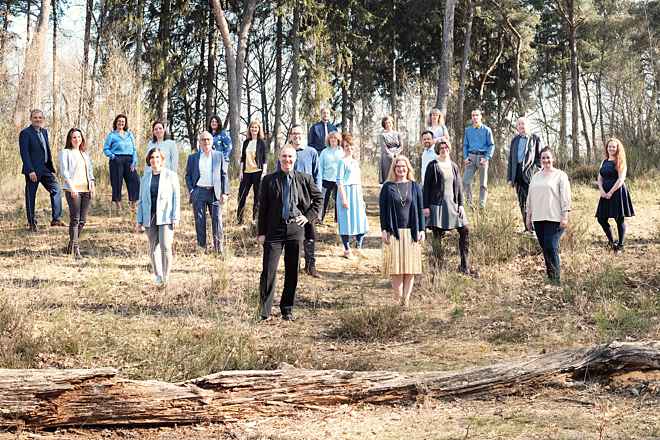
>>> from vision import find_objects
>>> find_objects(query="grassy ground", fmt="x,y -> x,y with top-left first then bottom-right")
0,165 -> 658,439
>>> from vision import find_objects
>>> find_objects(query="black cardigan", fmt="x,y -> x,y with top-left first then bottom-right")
422,160 -> 463,209
379,181 -> 425,241
240,138 -> 267,173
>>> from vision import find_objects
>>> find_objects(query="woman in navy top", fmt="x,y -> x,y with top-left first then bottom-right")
596,138 -> 635,252
103,114 -> 140,210
379,155 -> 424,307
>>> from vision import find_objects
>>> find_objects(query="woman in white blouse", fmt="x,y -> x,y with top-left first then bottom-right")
145,121 -> 178,173
526,147 -> 571,284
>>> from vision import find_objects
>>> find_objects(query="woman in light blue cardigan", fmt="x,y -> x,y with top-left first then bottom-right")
136,148 -> 181,287
59,128 -> 95,258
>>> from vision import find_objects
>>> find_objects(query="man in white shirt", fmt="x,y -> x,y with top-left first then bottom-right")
420,130 -> 437,185
185,131 -> 230,253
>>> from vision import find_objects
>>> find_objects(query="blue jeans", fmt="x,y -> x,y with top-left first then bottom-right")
533,221 -> 564,282
192,187 -> 223,252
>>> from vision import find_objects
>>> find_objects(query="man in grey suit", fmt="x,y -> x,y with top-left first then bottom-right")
507,117 -> 543,232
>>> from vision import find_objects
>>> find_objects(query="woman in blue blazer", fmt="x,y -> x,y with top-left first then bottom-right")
59,128 -> 95,258
136,148 -> 181,287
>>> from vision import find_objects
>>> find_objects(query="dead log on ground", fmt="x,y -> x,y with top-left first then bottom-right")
0,341 -> 658,429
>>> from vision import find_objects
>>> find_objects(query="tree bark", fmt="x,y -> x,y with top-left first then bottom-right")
210,0 -> 259,164
0,0 -> 14,85
436,0 -> 456,114
205,8 -> 216,124
272,5 -> 283,151
13,0 -> 51,127
290,1 -> 301,127
456,0 -> 474,158
1,342 -> 658,429
76,0 -> 93,126
51,0 -> 58,146
134,0 -> 145,69
577,68 -> 591,163
559,62 -> 568,162
155,0 -> 172,121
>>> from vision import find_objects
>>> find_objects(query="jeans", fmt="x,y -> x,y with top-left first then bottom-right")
24,172 -> 62,225
109,155 -> 140,202
321,180 -> 338,222
259,223 -> 304,318
462,153 -> 489,207
192,187 -> 223,252
65,191 -> 91,244
533,221 -> 564,282
145,222 -> 174,282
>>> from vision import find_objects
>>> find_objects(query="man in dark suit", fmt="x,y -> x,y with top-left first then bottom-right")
257,146 -> 322,321
185,131 -> 230,253
307,108 -> 338,153
19,109 -> 64,231
507,117 -> 543,232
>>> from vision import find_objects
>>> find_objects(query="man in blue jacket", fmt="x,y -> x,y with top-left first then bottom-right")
19,109 -> 64,231
185,131 -> 230,254
307,108 -> 337,153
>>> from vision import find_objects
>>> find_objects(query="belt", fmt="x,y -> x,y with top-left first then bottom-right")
469,151 -> 486,156
196,185 -> 213,190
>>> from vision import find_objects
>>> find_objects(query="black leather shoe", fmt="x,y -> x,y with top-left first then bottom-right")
282,313 -> 296,321
29,223 -> 38,232
50,219 -> 66,227
306,266 -> 321,278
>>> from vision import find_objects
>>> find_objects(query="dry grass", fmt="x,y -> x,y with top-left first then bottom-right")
0,159 -> 658,438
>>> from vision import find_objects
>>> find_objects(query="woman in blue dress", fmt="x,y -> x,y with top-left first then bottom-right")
596,138 -> 635,252
336,133 -> 369,258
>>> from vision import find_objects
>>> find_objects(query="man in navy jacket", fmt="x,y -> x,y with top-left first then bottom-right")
307,108 -> 337,153
19,110 -> 64,231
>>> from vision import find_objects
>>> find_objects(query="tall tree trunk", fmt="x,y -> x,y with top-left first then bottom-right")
290,1 -> 301,127
577,68 -> 591,163
419,80 -> 427,139
559,62 -> 568,163
134,0 -> 145,69
435,0 -> 456,114
0,0 -> 13,84
88,0 -> 107,130
13,0 -> 51,128
155,0 -> 172,121
51,0 -> 58,147
205,8 -> 215,123
77,0 -> 93,126
456,0 -> 474,157
210,0 -> 259,164
342,77 -> 349,132
193,36 -> 206,148
504,16 -> 524,112
272,5 -> 283,151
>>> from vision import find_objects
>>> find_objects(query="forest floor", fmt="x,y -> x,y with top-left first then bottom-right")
0,167 -> 658,440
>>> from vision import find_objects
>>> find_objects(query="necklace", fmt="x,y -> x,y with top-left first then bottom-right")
395,182 -> 408,207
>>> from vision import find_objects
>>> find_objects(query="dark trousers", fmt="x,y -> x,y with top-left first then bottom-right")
303,220 -> 316,267
109,155 -> 140,202
321,180 -> 338,222
533,221 -> 563,282
514,165 -> 530,229
341,234 -> 365,250
430,226 -> 469,270
65,191 -> 91,244
24,172 -> 62,225
192,187 -> 222,252
259,223 -> 303,318
236,172 -> 261,223
597,216 -> 626,246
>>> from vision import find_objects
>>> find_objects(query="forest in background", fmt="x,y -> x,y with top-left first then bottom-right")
0,0 -> 658,177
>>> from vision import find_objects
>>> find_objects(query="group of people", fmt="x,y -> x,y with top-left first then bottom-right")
18,107 -> 635,319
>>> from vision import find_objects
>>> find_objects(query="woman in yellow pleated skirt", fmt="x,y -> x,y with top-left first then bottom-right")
379,156 -> 425,307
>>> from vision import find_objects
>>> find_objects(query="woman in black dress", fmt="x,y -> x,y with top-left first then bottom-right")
596,138 -> 635,252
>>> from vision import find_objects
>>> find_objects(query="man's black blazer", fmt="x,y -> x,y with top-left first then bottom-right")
507,133 -> 542,185
258,170 -> 322,238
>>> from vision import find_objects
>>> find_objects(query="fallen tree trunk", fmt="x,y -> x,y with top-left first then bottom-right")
1,341 -> 658,429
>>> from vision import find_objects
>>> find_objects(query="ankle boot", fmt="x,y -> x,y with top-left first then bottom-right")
303,240 -> 320,277
66,240 -> 73,255
73,242 -> 82,259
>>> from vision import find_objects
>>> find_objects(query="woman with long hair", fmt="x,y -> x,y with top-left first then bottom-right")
377,115 -> 403,184
596,138 -> 635,252
237,120 -> 268,224
208,115 -> 233,163
319,130 -> 345,222
136,148 -> 181,288
59,128 -> 95,258
146,121 -> 178,172
336,133 -> 368,258
102,114 -> 140,210
379,155 -> 425,306
526,147 -> 571,284
427,108 -> 449,142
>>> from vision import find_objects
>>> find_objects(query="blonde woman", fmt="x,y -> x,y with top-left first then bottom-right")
237,120 -> 268,224
336,133 -> 368,258
427,108 -> 449,142
379,155 -> 425,306
596,138 -> 635,252
318,130 -> 345,222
